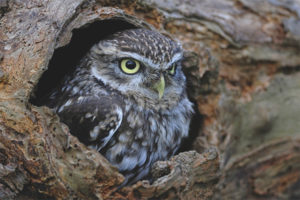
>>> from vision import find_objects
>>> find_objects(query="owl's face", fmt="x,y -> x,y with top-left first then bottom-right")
89,28 -> 186,109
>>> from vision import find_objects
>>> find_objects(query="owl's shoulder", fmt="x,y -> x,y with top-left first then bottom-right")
55,93 -> 124,148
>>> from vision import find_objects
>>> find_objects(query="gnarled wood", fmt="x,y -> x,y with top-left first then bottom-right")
1,0 -> 300,199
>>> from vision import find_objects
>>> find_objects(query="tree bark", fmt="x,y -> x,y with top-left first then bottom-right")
0,0 -> 300,199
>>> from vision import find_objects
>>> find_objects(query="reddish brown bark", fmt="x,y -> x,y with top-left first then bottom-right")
1,0 -> 300,199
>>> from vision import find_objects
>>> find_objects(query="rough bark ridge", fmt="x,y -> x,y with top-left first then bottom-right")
0,0 -> 300,199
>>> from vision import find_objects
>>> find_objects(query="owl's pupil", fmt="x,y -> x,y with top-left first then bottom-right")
126,60 -> 136,69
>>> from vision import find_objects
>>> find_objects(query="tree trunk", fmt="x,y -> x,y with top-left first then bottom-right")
0,0 -> 300,199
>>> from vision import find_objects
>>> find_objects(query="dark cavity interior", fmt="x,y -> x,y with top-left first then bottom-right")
30,19 -> 136,105
30,19 -> 202,153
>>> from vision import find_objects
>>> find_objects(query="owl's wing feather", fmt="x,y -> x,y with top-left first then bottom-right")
57,95 -> 123,151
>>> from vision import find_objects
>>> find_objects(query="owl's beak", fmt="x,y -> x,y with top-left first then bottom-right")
153,75 -> 165,99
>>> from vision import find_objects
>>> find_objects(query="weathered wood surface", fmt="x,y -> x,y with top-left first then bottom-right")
0,0 -> 300,199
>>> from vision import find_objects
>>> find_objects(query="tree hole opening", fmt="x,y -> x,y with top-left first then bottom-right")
30,18 -> 201,154
30,19 -> 136,105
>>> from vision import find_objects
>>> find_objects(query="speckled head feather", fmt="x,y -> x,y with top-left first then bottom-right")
45,28 -> 193,186
87,28 -> 187,110
98,28 -> 183,68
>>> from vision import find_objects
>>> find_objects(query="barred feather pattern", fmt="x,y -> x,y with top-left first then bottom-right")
45,28 -> 193,185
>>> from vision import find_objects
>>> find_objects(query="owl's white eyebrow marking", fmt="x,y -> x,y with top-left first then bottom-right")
118,52 -> 160,68
168,52 -> 183,66
118,51 -> 182,69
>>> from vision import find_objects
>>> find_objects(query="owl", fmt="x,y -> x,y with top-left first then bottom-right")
45,28 -> 193,185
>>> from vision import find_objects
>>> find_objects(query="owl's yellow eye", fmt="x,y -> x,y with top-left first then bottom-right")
120,59 -> 140,74
168,64 -> 176,75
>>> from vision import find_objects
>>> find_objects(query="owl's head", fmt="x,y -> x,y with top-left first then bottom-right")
89,28 -> 187,109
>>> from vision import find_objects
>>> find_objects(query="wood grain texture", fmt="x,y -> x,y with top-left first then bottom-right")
0,0 -> 300,199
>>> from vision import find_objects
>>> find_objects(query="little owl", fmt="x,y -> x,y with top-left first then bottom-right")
45,28 -> 193,185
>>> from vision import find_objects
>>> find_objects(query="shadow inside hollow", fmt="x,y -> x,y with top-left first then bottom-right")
31,19 -> 136,105
30,18 -> 201,154
178,100 -> 204,153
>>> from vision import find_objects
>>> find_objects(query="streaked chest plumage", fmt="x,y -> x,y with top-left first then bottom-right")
45,28 -> 193,185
